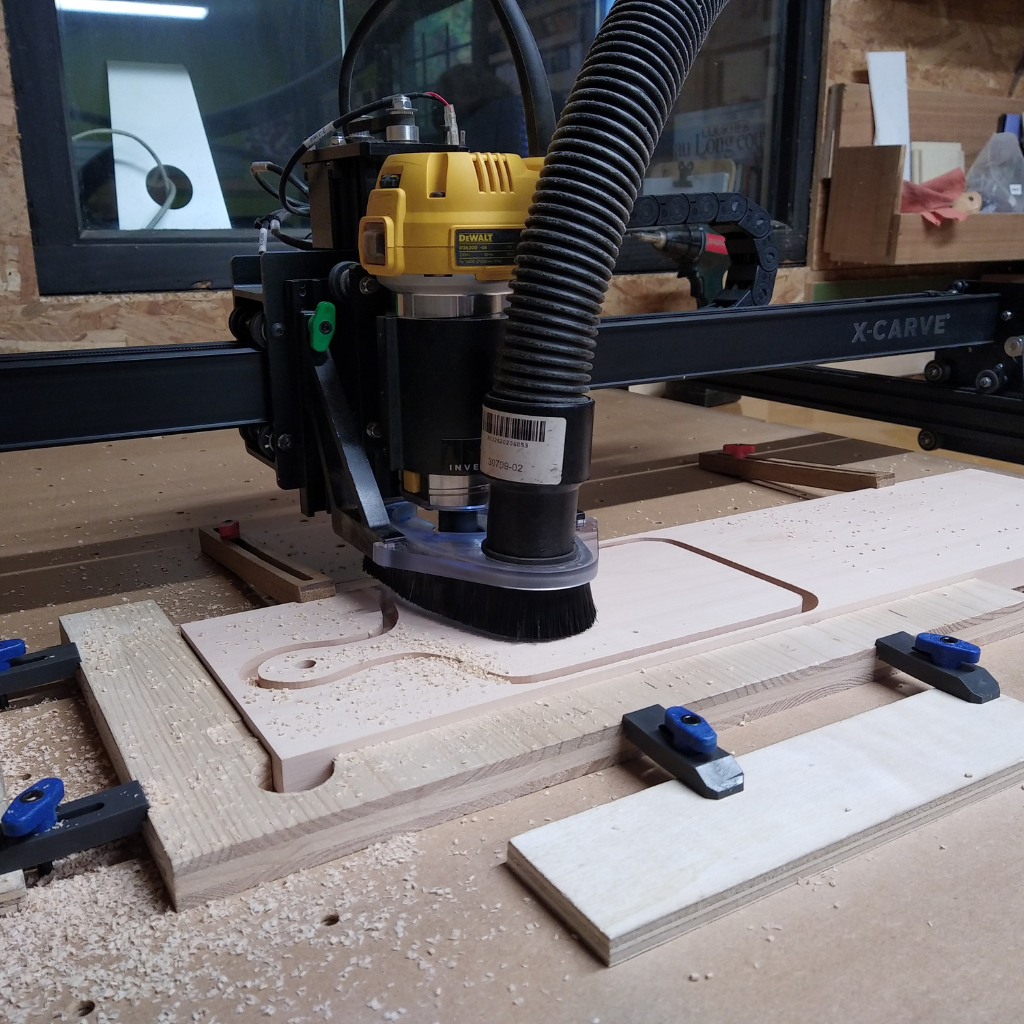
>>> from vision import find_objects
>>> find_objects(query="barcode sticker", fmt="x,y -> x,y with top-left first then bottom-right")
480,407 -> 566,485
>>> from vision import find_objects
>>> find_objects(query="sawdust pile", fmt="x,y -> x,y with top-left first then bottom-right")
0,832 -> 427,1022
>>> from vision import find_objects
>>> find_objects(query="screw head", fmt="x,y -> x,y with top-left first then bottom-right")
923,360 -> 948,383
365,421 -> 382,439
276,433 -> 293,451
918,429 -> 939,451
1001,310 -> 1015,322
1004,336 -> 1024,358
270,321 -> 286,338
358,276 -> 380,295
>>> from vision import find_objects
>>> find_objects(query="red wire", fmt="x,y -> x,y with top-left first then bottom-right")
422,90 -> 451,107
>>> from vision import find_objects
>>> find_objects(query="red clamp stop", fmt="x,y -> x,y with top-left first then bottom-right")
217,519 -> 241,540
722,444 -> 756,459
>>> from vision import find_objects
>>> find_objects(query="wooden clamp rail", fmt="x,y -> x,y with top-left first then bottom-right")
699,447 -> 895,492
198,522 -> 336,604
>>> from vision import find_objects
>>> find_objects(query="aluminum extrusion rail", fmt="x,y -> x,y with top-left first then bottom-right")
0,342 -> 267,451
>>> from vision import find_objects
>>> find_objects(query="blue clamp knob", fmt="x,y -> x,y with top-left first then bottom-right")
914,633 -> 981,670
663,706 -> 718,756
0,638 -> 27,672
2,777 -> 64,837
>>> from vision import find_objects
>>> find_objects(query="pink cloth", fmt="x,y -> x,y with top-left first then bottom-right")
900,168 -> 969,226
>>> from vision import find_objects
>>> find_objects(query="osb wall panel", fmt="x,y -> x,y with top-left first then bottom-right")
827,0 -> 1024,95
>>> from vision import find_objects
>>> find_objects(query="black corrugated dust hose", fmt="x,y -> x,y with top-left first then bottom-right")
481,0 -> 730,589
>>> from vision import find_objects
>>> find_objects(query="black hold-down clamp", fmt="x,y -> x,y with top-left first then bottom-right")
0,777 -> 149,876
0,639 -> 81,709
0,639 -> 148,875
622,704 -> 744,799
875,631 -> 999,704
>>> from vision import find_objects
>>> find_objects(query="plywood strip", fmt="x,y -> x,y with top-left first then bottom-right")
60,577 -> 1024,909
507,690 -> 1024,966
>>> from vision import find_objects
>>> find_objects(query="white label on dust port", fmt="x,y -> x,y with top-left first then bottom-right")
1011,184 -> 1023,196
480,407 -> 566,485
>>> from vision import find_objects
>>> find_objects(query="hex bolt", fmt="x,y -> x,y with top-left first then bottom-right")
975,368 -> 1003,393
1004,336 -> 1024,358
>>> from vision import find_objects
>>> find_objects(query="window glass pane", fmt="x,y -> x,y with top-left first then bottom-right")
348,0 -> 781,206
55,0 -> 781,236
56,0 -> 344,231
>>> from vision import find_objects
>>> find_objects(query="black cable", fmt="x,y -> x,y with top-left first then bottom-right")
276,93 -> 448,216
271,225 -> 314,250
254,209 -> 315,252
487,0 -> 556,155
338,0 -> 392,116
337,0 -> 556,157
250,161 -> 309,212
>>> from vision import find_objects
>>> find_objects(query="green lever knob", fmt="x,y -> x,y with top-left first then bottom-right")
308,301 -> 336,352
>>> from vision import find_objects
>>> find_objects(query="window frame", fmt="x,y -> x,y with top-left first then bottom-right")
4,0 -> 825,296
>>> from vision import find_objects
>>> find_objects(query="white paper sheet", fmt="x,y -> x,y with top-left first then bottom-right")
867,51 -> 912,181
107,60 -> 231,230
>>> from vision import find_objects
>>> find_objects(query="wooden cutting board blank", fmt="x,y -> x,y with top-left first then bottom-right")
507,690 -> 1024,966
182,469 -> 1024,792
183,540 -> 802,791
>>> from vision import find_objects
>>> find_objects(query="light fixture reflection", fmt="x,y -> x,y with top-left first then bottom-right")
55,1 -> 209,19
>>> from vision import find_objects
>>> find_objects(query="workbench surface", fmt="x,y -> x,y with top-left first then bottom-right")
1,390 -> 1022,1023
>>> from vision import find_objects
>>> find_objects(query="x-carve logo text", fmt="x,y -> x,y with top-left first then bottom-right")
852,313 -> 951,344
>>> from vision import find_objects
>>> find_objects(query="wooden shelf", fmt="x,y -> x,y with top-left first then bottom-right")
818,85 -> 1024,268
824,142 -> 1024,266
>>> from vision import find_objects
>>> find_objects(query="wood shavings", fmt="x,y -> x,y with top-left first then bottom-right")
0,833 -> 423,1022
